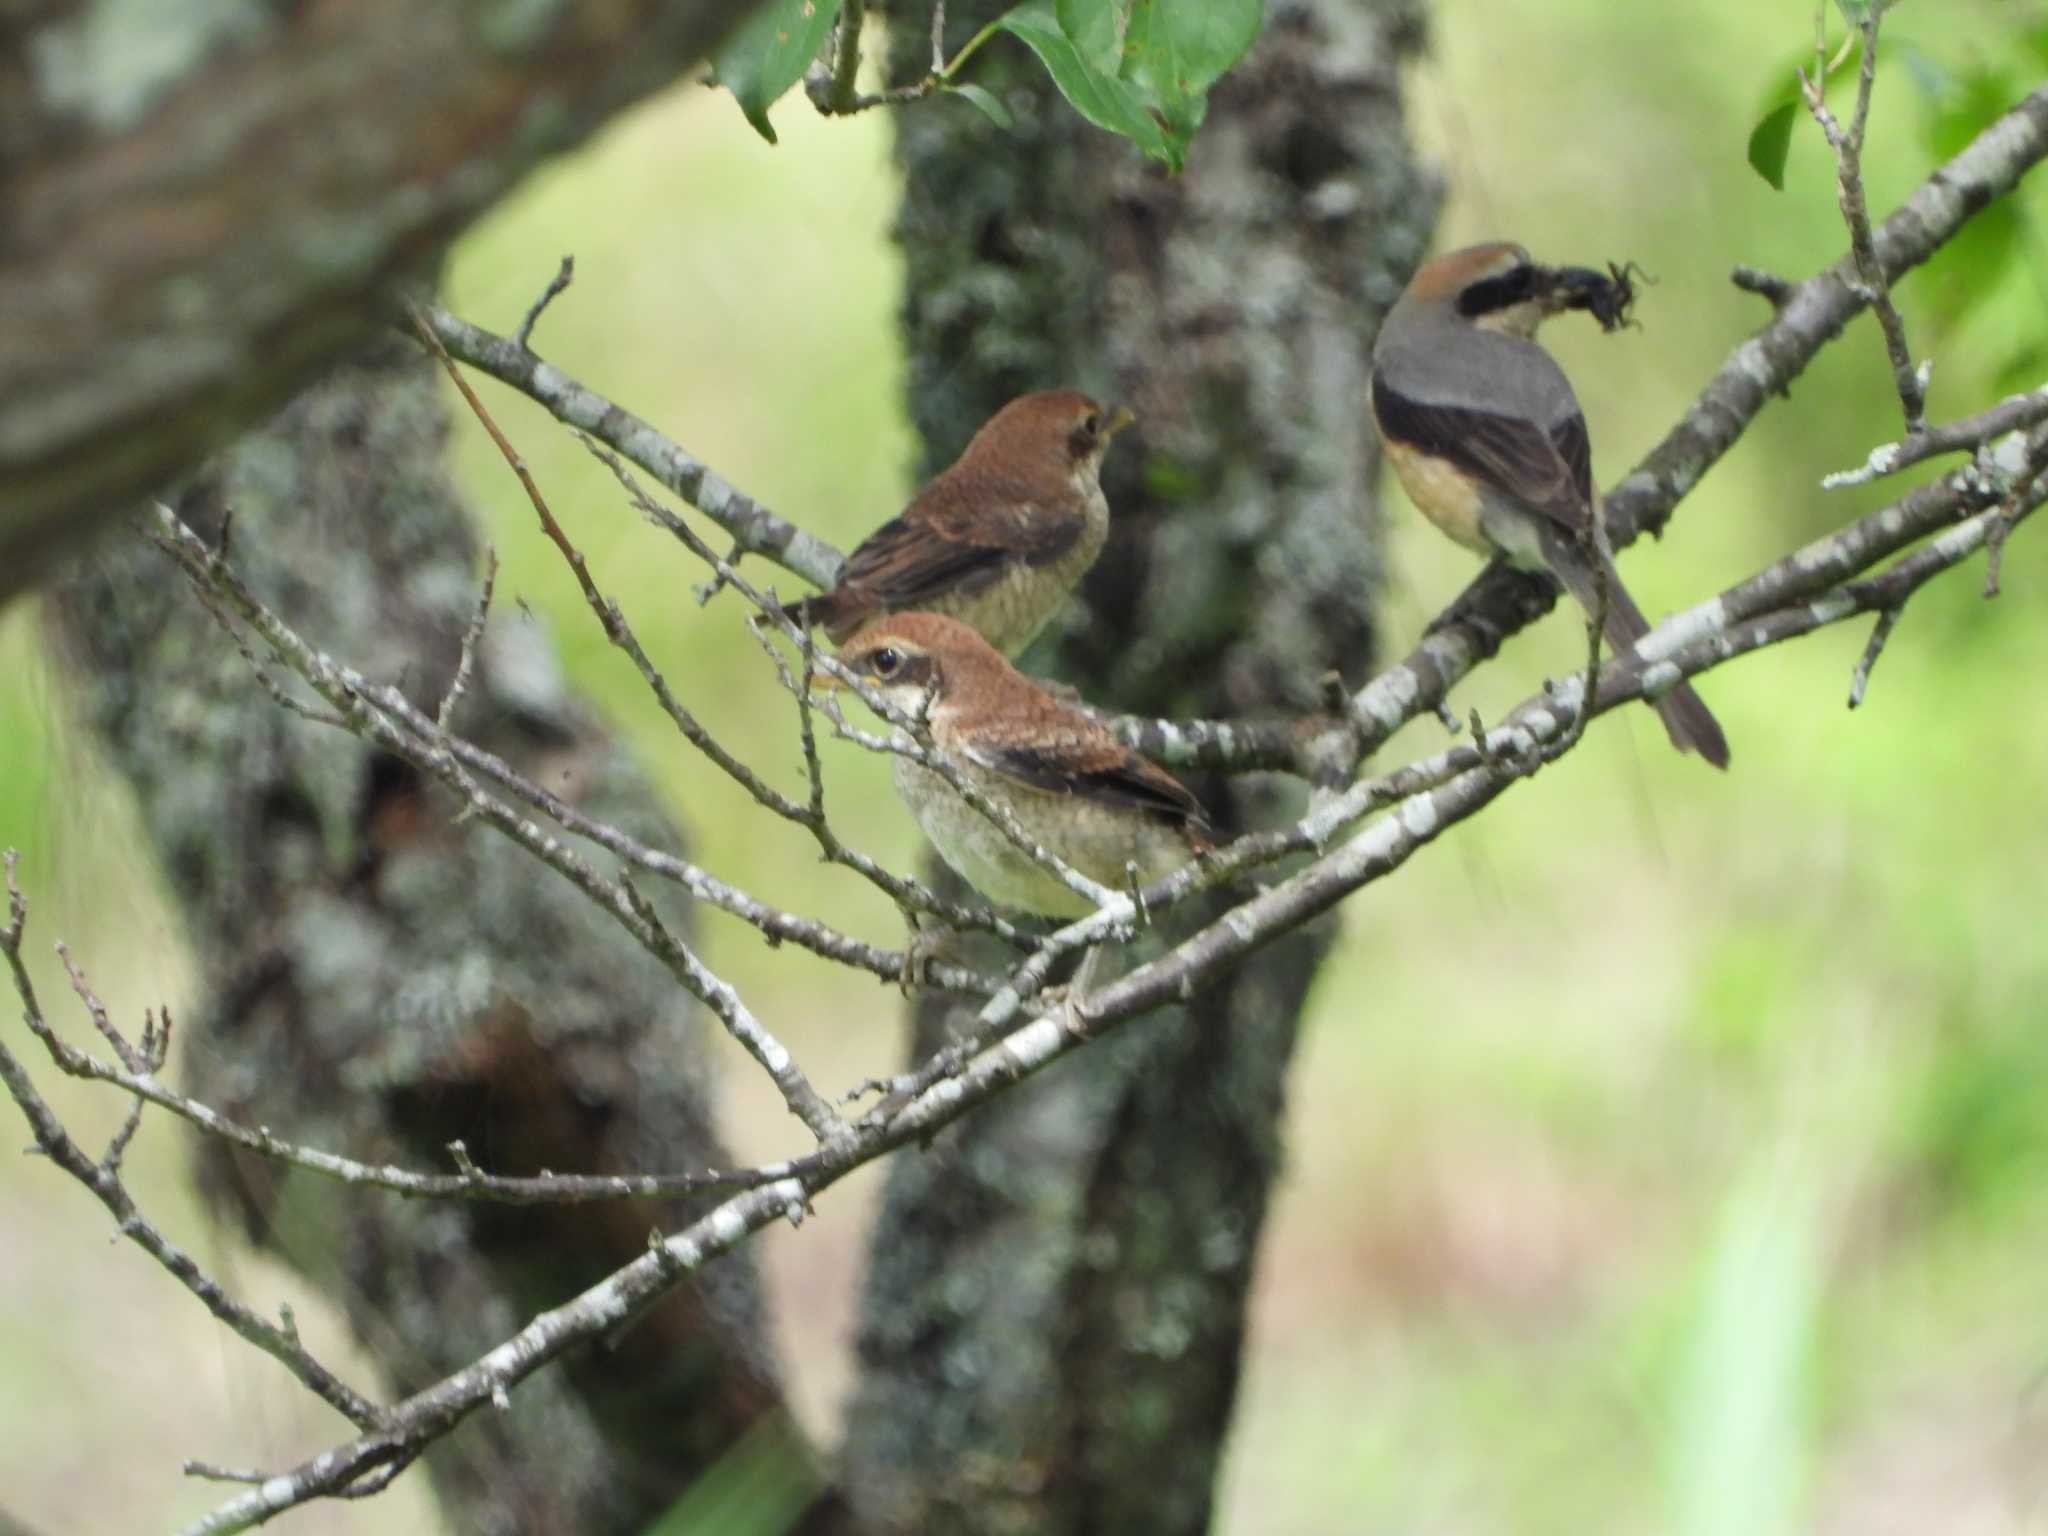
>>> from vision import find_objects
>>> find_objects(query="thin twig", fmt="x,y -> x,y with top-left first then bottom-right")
0,856 -> 386,1432
155,508 -> 850,1146
1823,384 -> 2048,488
825,0 -> 867,112
1803,9 -> 1926,433
1847,606 -> 1901,708
436,546 -> 496,730
1731,264 -> 1795,307
514,256 -> 574,352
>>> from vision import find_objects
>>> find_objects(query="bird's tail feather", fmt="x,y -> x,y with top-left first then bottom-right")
1551,540 -> 1731,770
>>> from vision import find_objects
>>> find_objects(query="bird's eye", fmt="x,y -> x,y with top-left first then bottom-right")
871,647 -> 902,677
1082,412 -> 1101,435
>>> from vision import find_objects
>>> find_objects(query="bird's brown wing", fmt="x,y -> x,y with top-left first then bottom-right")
838,466 -> 1090,608
1372,374 -> 1593,535
970,732 -> 1211,840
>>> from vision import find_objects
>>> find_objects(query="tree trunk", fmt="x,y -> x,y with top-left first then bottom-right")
0,0 -> 755,602
839,3 -> 1435,1531
45,340 -> 848,1536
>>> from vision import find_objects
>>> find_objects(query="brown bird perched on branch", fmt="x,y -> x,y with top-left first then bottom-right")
783,391 -> 1135,657
824,613 -> 1209,917
1370,242 -> 1731,768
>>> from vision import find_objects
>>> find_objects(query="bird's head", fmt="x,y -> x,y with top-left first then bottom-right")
1403,243 -> 1631,340
825,611 -> 1003,721
962,389 -> 1136,485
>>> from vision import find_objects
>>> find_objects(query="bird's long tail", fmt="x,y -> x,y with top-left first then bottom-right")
1550,539 -> 1731,770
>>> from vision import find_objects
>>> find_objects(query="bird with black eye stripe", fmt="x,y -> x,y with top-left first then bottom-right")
819,612 -> 1209,919
781,390 -> 1134,657
1371,241 -> 1730,768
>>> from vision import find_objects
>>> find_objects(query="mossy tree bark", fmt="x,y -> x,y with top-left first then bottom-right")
45,342 -> 850,1536
0,0 -> 756,604
839,3 -> 1436,1531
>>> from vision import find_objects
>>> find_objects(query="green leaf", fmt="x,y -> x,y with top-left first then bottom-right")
711,0 -> 843,144
947,80 -> 1015,129
1747,100 -> 1798,191
1123,0 -> 1261,92
997,0 -> 1168,161
1056,0 -> 1128,75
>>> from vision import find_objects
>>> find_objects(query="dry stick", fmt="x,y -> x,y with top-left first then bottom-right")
1803,8 -> 1926,435
1822,384 -> 2048,490
1848,607 -> 1901,708
514,256 -> 574,352
435,545 -> 496,730
417,303 -> 843,590
153,509 -> 848,1146
174,454 -> 2048,1536
0,856 -> 386,1433
153,501 -> 998,995
370,673 -> 1002,995
17,1007 -> 801,1201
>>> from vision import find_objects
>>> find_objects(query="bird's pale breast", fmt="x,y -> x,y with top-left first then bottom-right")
892,752 -> 1191,917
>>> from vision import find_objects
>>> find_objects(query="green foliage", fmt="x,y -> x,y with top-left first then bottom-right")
1006,0 -> 1263,171
710,0 -> 1262,170
946,80 -> 1014,129
996,0 -> 1169,162
711,0 -> 845,143
1746,101 -> 1798,191
1742,39 -> 1856,193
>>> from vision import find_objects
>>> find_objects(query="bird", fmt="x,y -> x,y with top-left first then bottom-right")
1370,241 -> 1730,769
782,391 -> 1135,657
822,612 -> 1209,918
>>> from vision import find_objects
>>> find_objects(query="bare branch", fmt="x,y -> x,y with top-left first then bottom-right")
514,256 -> 575,352
415,303 -> 844,589
435,546 -> 497,730
0,856 -> 385,1432
1847,606 -> 1901,708
1823,385 -> 2048,489
152,509 -> 850,1145
1801,8 -> 1925,433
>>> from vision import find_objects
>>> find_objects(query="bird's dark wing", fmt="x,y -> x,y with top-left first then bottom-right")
1372,373 -> 1593,535
838,466 -> 1089,607
969,734 -> 1210,839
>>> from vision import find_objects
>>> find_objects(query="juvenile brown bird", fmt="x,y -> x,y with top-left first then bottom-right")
784,391 -> 1134,657
826,612 -> 1209,917
1371,242 -> 1730,768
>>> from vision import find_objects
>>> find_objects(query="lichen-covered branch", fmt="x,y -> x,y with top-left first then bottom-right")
0,857 -> 384,1432
0,0 -> 758,602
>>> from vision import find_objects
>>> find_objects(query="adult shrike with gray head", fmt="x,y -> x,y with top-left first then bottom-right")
1370,241 -> 1729,769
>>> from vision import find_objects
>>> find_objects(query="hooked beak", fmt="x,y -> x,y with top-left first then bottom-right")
1102,403 -> 1136,440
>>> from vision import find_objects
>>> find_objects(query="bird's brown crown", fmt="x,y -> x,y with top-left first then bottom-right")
1400,242 -> 1534,304
957,389 -> 1134,478
834,612 -> 1014,710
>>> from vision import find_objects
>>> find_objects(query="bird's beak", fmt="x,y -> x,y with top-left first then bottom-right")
806,664 -> 847,695
1535,265 -> 1609,311
1102,404 -> 1136,439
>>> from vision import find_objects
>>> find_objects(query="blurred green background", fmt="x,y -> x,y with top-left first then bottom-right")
5,1 -> 2048,1530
